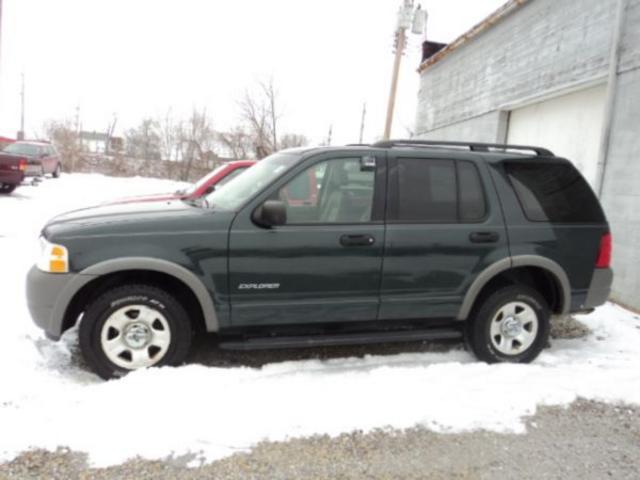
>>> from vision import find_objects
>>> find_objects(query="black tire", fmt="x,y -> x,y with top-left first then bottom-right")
52,163 -> 61,178
79,284 -> 192,380
0,183 -> 17,194
466,285 -> 550,364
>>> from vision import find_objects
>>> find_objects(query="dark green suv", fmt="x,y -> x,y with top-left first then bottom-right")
26,140 -> 613,379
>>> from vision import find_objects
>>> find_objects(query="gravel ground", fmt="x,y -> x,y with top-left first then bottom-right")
2,400 -> 638,480
6,315 -> 635,480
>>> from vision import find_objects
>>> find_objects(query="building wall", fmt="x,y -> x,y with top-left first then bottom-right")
416,111 -> 507,143
600,67 -> 640,309
415,0 -> 640,310
415,0 -> 617,138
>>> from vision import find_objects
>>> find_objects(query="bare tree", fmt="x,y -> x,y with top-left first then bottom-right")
239,77 -> 283,158
279,133 -> 309,150
217,126 -> 252,160
179,107 -> 216,181
260,77 -> 280,152
125,118 -> 161,160
239,89 -> 270,158
158,109 -> 181,161
43,119 -> 82,171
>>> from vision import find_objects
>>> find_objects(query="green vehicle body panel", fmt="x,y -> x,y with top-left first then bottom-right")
228,149 -> 387,326
379,150 -> 510,320
29,145 -> 612,340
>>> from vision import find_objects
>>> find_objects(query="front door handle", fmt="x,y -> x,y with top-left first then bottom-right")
340,234 -> 375,247
469,231 -> 500,243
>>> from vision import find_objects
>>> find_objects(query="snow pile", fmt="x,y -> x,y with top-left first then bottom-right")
0,174 -> 639,467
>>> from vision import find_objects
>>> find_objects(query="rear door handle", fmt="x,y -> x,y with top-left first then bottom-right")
340,234 -> 375,247
469,231 -> 500,243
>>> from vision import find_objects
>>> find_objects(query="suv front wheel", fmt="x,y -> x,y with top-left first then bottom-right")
466,285 -> 550,364
79,284 -> 192,379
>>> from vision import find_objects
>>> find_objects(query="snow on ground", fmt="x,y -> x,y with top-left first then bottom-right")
0,174 -> 639,467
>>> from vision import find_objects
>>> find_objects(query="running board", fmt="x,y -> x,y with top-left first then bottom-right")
218,328 -> 462,350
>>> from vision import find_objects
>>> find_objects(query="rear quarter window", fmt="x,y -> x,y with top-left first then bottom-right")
505,162 -> 605,223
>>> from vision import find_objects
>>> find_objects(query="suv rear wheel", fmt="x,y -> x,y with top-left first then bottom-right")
466,285 -> 550,363
79,284 -> 192,379
52,163 -> 61,178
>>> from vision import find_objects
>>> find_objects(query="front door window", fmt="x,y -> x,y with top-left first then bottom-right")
278,157 -> 376,224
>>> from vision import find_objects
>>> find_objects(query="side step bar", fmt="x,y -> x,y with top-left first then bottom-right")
218,328 -> 462,350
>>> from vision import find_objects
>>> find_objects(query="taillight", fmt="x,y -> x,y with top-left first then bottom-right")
18,158 -> 27,172
595,232 -> 612,268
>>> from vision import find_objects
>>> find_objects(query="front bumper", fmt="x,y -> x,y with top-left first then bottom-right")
26,266 -> 96,340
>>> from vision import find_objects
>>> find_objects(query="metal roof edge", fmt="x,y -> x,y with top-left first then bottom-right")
417,0 -> 530,74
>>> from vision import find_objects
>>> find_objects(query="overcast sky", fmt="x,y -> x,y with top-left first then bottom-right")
0,0 -> 504,146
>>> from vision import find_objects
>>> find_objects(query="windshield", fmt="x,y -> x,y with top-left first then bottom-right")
3,143 -> 39,157
184,165 -> 229,196
205,153 -> 300,210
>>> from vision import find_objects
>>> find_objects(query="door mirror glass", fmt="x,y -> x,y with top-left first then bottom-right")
253,200 -> 287,227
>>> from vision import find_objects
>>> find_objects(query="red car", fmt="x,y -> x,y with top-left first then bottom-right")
1,141 -> 63,178
113,160 -> 256,204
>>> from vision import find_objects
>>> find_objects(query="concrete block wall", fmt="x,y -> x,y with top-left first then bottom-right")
416,111 -> 508,143
415,0 -> 616,137
600,67 -> 640,310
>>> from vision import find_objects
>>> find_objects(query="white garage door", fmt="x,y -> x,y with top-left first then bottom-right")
507,84 -> 607,187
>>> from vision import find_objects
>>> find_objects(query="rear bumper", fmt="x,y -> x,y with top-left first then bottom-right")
24,162 -> 42,177
26,266 -> 97,340
0,170 -> 24,185
583,268 -> 613,310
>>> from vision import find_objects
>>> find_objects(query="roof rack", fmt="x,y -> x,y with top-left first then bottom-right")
372,140 -> 554,157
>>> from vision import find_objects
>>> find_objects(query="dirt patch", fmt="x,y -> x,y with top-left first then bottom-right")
551,315 -> 591,339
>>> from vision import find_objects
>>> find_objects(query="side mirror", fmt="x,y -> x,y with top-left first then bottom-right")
40,152 -> 48,159
252,200 -> 287,228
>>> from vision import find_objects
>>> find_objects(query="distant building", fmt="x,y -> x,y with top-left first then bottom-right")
79,131 -> 123,154
415,0 -> 640,309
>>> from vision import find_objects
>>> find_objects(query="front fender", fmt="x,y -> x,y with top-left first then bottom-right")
77,257 -> 219,331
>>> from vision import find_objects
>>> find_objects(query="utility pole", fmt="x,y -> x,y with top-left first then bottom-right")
0,0 -> 3,79
326,124 -> 333,146
0,0 -> 4,131
106,113 -> 117,155
383,29 -> 406,141
383,1 -> 427,140
18,73 -> 25,140
359,103 -> 367,144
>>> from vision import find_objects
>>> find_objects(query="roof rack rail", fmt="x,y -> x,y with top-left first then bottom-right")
372,139 -> 554,157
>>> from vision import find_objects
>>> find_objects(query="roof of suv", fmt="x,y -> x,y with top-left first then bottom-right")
286,140 -> 559,163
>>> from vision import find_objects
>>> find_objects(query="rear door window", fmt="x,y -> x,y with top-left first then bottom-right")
391,158 -> 486,223
396,158 -> 457,222
505,162 -> 605,223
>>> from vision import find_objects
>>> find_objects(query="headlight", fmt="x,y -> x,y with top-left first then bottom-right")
37,237 -> 69,273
